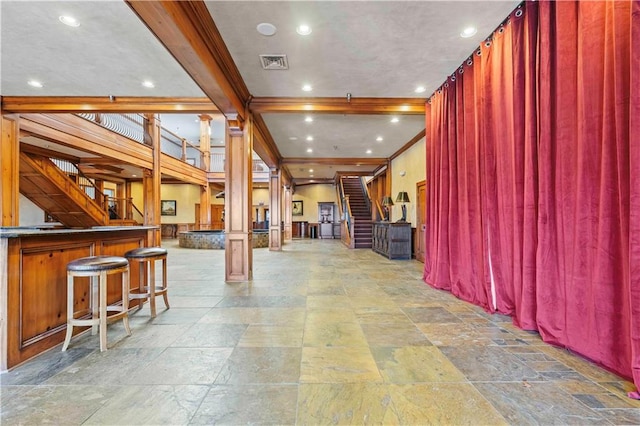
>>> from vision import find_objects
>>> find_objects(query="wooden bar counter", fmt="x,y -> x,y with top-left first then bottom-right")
0,226 -> 157,371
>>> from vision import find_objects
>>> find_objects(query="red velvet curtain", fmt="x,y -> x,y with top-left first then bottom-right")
424,0 -> 640,387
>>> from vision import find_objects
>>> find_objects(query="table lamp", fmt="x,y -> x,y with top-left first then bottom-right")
381,196 -> 394,221
395,191 -> 410,223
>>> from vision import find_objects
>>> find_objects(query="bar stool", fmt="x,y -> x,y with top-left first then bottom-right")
125,247 -> 169,318
62,255 -> 132,352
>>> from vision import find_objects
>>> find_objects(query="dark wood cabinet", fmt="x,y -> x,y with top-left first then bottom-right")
372,222 -> 412,259
292,221 -> 308,238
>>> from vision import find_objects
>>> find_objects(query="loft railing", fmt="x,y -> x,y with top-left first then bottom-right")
209,152 -> 269,174
76,113 -> 205,169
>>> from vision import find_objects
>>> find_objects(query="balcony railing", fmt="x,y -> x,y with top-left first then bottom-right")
76,113 -> 268,174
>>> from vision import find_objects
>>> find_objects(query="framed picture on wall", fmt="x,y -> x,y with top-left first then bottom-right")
292,200 -> 303,216
161,200 -> 177,216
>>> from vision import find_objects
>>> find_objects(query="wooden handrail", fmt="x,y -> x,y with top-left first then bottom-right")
362,176 -> 373,212
107,196 -> 144,223
375,199 -> 384,221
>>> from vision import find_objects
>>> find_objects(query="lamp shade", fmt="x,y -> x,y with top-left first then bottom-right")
395,191 -> 410,203
381,196 -> 394,206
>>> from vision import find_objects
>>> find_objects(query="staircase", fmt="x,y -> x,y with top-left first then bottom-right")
19,152 -> 109,228
341,177 -> 372,248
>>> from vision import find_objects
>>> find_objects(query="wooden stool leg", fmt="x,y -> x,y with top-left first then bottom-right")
162,257 -> 170,309
137,259 -> 145,311
62,272 -> 75,352
91,275 -> 99,336
99,270 -> 108,352
122,266 -> 132,336
149,259 -> 157,318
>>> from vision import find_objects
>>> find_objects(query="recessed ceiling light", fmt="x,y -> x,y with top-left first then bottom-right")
306,148 -> 313,153
376,136 -> 383,142
390,117 -> 399,123
306,136 -> 313,141
256,22 -> 277,36
289,136 -> 298,141
296,24 -> 312,36
302,84 -> 313,92
461,26 -> 477,38
366,149 -> 372,154
59,15 -> 80,27
305,116 -> 313,123
142,80 -> 155,88
131,174 -> 137,177
27,80 -> 43,88
415,86 -> 426,93
309,169 -> 314,172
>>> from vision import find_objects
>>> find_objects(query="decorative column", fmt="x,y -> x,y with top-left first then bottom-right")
283,186 -> 292,241
0,114 -> 20,226
199,115 -> 212,229
225,118 -> 253,282
143,114 -> 161,245
269,167 -> 282,250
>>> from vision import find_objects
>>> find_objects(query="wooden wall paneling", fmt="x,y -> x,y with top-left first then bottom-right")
3,229 -> 151,369
1,238 -> 11,371
19,243 -> 93,346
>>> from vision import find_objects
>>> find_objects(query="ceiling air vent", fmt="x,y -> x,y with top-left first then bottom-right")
259,54 -> 289,70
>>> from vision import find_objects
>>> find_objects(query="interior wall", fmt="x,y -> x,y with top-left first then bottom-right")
292,184 -> 337,223
390,137 -> 426,224
19,194 -> 48,226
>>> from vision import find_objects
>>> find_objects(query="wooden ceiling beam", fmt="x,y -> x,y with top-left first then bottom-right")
252,114 -> 281,168
250,97 -> 426,115
281,157 -> 386,166
126,1 -> 250,120
2,97 -> 218,113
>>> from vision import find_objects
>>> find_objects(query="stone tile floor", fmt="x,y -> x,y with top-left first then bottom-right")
2,239 -> 640,425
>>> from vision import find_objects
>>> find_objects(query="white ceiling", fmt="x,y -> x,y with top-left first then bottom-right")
1,0 -> 520,181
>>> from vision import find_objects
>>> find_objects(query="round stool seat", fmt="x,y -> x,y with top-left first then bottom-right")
67,255 -> 129,272
124,247 -> 167,259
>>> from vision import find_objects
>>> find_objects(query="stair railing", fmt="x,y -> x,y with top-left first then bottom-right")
338,178 -> 353,247
106,196 -> 144,224
374,199 -> 384,221
360,177 -> 372,215
50,158 -> 108,211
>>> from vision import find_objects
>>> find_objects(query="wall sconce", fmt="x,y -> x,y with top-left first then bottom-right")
395,191 -> 410,223
381,196 -> 394,221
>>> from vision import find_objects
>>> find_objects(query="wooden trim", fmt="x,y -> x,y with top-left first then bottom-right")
250,97 -> 426,115
389,129 -> 426,161
126,1 -> 250,119
1,97 -> 217,113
